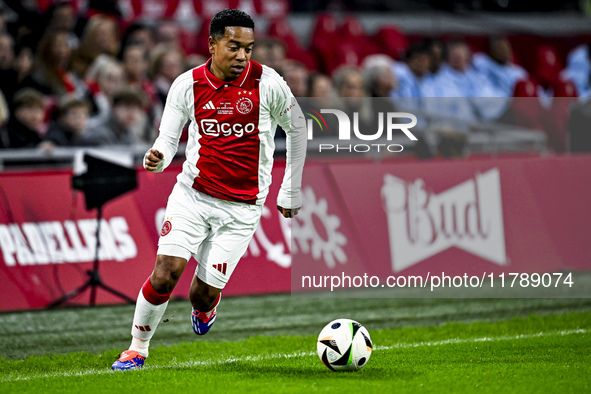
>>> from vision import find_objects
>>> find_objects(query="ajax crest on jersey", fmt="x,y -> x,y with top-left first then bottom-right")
317,318 -> 372,371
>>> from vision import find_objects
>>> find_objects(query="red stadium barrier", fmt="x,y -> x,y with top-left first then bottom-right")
1,154 -> 590,311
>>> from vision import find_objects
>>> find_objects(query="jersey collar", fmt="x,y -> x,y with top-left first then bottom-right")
203,58 -> 252,90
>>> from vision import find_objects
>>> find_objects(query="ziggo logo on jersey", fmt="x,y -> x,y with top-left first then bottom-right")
200,119 -> 256,138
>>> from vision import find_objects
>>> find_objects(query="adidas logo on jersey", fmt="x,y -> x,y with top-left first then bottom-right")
212,263 -> 227,275
202,101 -> 216,110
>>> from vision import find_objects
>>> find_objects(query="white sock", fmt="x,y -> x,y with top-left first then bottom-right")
128,289 -> 169,358
129,337 -> 150,357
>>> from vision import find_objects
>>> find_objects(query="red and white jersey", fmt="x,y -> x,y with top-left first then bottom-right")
150,59 -> 306,207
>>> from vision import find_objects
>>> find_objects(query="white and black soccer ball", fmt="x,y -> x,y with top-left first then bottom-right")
317,318 -> 372,371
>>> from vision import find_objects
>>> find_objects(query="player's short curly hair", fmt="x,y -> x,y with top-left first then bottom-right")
209,9 -> 255,40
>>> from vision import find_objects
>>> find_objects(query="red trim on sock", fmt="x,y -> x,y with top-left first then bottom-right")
141,277 -> 172,305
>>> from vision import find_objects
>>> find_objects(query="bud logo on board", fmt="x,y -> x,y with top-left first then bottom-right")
381,168 -> 506,272
0,217 -> 137,266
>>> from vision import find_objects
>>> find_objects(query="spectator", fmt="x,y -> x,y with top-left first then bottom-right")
251,37 -> 286,71
0,31 -> 14,71
82,89 -> 145,146
562,43 -> 590,97
121,44 -> 151,87
12,43 -> 49,96
308,72 -> 334,98
333,65 -> 375,134
427,39 -> 445,75
76,14 -> 119,74
85,55 -> 125,121
0,31 -> 18,101
0,90 -> 8,127
362,54 -> 397,98
121,44 -> 159,143
428,40 -> 504,122
0,88 -> 46,149
120,22 -> 156,53
155,19 -> 181,48
149,44 -> 185,107
0,4 -> 6,32
43,1 -> 80,49
362,55 -> 398,120
185,54 -> 207,70
281,60 -> 309,97
40,95 -> 91,150
391,41 -> 432,111
473,36 -> 528,97
32,28 -> 76,97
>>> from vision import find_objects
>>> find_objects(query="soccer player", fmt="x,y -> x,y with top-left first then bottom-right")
112,9 -> 306,370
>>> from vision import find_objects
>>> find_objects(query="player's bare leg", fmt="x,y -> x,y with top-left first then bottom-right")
112,255 -> 187,370
189,275 -> 222,335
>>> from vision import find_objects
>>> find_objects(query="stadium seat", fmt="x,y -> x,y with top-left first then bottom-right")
268,18 -> 301,50
545,78 -> 578,152
340,15 -> 379,60
193,20 -> 212,57
532,45 -> 564,88
310,13 -> 340,73
267,18 -> 317,70
374,25 -> 408,60
179,28 -> 199,56
325,44 -> 360,75
511,78 -> 546,134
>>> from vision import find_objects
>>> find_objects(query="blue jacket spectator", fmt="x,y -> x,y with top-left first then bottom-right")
562,44 -> 590,97
472,37 -> 528,98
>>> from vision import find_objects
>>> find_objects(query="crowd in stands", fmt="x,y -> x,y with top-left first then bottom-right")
0,1 -> 589,155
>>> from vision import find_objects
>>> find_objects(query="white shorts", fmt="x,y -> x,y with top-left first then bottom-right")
157,181 -> 263,289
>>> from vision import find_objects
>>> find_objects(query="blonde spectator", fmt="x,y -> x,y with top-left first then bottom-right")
85,55 -> 124,122
361,54 -> 398,98
0,89 -> 8,126
77,15 -> 119,67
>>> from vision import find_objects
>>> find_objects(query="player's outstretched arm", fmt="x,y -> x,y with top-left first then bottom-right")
144,149 -> 164,172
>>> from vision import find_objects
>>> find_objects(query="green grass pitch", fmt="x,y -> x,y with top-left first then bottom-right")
0,295 -> 590,393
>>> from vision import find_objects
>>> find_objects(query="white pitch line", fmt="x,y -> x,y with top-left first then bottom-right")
1,328 -> 588,383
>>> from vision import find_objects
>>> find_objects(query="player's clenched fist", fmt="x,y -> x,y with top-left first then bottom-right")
144,149 -> 164,171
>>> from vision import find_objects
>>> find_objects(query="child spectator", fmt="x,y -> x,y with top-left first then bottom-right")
82,89 -> 145,146
0,88 -> 46,149
40,95 -> 91,150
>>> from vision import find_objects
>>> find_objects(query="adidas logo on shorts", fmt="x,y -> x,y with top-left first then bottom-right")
213,263 -> 227,275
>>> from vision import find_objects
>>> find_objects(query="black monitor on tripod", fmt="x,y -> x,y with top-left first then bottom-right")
48,152 -> 138,308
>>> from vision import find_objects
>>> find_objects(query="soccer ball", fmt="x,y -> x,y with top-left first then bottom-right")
317,318 -> 372,371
